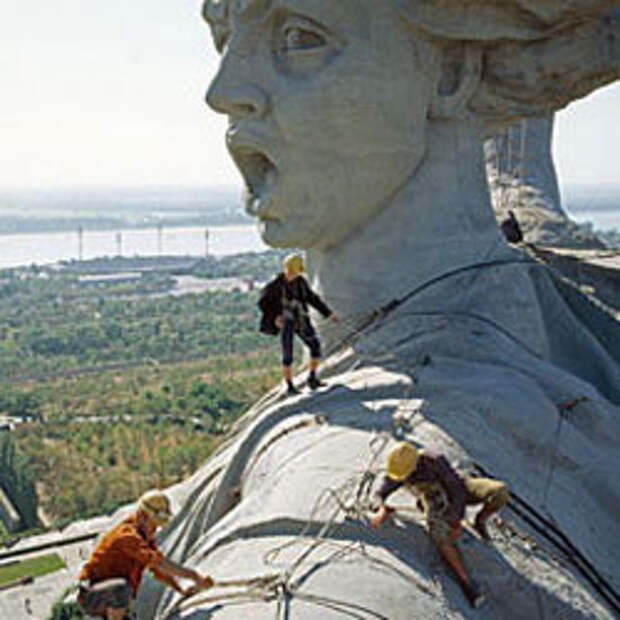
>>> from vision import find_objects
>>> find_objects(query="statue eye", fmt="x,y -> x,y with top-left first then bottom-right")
282,25 -> 326,52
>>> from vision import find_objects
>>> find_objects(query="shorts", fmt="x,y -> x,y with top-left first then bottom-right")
281,317 -> 322,365
424,487 -> 454,546
463,477 -> 509,511
425,477 -> 509,546
78,578 -> 132,617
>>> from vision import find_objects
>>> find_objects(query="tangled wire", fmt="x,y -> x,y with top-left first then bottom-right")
164,433 -> 436,619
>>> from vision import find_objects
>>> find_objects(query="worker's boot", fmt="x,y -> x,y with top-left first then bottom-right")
308,372 -> 326,390
463,579 -> 485,608
286,381 -> 300,396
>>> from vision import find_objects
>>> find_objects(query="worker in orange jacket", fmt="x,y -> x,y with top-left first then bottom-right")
78,490 -> 212,620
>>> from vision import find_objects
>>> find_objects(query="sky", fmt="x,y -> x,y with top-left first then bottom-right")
1,0 -> 619,194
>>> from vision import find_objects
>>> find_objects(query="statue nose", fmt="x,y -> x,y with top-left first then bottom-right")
206,83 -> 269,118
206,60 -> 269,118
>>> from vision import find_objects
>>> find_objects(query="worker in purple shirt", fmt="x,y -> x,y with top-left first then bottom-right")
370,442 -> 509,608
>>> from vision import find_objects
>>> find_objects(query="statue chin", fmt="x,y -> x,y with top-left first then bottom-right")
257,217 -> 322,250
256,218 -> 289,248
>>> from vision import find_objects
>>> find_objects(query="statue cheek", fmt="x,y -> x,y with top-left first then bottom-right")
273,70 -> 425,156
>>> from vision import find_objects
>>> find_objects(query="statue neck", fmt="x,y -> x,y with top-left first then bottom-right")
306,119 -> 508,323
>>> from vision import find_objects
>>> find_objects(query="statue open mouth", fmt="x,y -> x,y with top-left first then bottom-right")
230,147 -> 279,219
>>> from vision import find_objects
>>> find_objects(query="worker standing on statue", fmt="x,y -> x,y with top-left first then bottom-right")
369,442 -> 509,608
258,253 -> 338,395
77,490 -> 213,620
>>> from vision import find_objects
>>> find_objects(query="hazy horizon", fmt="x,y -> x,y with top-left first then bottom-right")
1,181 -> 619,212
1,181 -> 619,209
2,0 -> 619,194
0,181 -> 618,240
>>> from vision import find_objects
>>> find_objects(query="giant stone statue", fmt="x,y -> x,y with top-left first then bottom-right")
138,2 -> 620,618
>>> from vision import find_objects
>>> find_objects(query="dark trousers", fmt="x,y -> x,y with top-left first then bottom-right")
281,317 -> 321,366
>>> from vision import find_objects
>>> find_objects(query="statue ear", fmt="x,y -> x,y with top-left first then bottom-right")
429,43 -> 482,119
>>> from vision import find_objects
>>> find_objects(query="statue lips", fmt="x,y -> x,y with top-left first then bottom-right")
226,129 -> 279,220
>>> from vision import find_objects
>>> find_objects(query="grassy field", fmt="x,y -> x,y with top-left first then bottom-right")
0,553 -> 65,586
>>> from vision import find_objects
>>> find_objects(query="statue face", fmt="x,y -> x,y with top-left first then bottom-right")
205,0 -> 436,249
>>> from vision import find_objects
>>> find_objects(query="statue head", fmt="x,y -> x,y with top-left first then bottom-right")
202,0 -> 620,250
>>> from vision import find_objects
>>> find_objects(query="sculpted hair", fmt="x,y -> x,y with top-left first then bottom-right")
396,1 -> 620,124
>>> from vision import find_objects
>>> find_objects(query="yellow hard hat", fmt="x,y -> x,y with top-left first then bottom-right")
138,490 -> 172,526
386,442 -> 419,481
283,253 -> 305,276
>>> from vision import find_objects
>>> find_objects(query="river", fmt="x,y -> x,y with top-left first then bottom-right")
0,210 -> 618,270
0,224 -> 268,269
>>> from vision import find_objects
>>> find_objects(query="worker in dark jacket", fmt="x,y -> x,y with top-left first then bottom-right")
258,253 -> 338,395
370,442 -> 509,608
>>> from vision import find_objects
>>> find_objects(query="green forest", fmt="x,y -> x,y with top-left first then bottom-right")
0,251 -> 290,532
0,251 -> 285,380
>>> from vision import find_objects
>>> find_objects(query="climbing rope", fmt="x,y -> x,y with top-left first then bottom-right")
312,239 -> 617,370
313,255 -> 544,363
164,419 -> 620,619
258,244 -> 612,409
473,461 -> 620,615
165,434 -> 434,619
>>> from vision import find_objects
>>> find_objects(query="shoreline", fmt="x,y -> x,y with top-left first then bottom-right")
0,222 -> 267,270
0,215 -> 251,237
